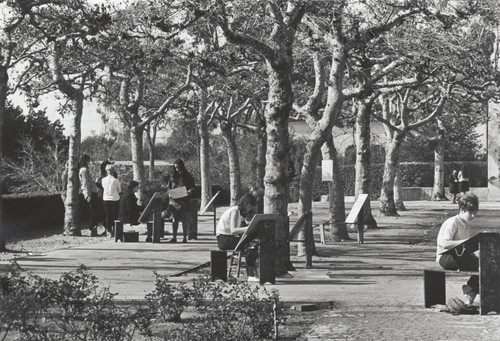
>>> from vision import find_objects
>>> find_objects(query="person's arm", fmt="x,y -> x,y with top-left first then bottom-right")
229,210 -> 246,235
437,220 -> 467,252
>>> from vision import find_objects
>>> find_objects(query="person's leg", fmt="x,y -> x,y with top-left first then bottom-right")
103,201 -> 112,235
217,235 -> 240,251
180,210 -> 189,243
170,220 -> 179,242
109,201 -> 119,236
444,253 -> 479,305
89,192 -> 100,236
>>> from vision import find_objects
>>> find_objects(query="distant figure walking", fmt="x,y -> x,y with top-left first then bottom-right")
448,169 -> 459,204
458,165 -> 470,197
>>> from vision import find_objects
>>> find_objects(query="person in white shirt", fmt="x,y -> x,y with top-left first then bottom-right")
216,193 -> 259,281
101,164 -> 121,237
436,193 -> 479,305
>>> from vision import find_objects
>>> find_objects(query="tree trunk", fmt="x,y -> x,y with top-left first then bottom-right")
255,124 -> 266,188
197,88 -> 213,210
322,134 -> 349,241
354,99 -> 377,228
264,63 -> 293,276
379,133 -> 404,216
64,94 -> 83,235
130,126 -> 146,205
394,165 -> 406,211
432,136 -> 446,200
0,66 -> 6,162
296,136 -> 322,257
221,123 -> 241,206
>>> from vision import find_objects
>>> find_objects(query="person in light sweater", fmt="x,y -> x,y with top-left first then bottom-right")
101,164 -> 121,237
436,193 -> 479,306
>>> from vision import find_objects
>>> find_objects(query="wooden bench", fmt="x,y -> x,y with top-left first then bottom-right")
424,232 -> 500,315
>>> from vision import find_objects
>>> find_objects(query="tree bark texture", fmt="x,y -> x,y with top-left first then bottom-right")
379,132 -> 405,216
197,88 -> 213,211
130,127 -> 146,205
221,123 -> 241,206
394,165 -> 406,211
64,95 -> 83,235
354,99 -> 377,227
322,135 -> 349,241
0,66 -> 7,162
432,136 -> 446,200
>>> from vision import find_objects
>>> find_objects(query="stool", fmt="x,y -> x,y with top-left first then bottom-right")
228,250 -> 245,278
210,250 -> 227,282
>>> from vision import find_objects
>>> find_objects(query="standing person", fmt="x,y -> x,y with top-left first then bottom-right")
216,193 -> 259,281
448,169 -> 459,204
162,159 -> 196,243
102,164 -> 121,237
79,153 -> 100,237
118,180 -> 141,226
458,165 -> 470,197
436,193 -> 479,306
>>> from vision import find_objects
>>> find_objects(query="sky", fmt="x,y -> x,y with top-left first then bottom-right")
10,92 -> 107,138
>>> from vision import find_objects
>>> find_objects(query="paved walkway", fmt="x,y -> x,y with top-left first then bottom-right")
4,201 -> 500,340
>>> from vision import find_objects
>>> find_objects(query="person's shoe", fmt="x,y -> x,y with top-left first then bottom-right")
168,238 -> 177,243
247,276 -> 259,282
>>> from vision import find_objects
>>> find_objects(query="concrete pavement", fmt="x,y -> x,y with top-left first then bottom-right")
5,201 -> 500,340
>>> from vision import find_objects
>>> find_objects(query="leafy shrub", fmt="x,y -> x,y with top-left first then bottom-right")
169,275 -> 282,341
145,272 -> 190,322
0,266 -> 284,341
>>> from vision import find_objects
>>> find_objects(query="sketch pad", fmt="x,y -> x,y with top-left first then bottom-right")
234,213 -> 281,251
168,186 -> 188,199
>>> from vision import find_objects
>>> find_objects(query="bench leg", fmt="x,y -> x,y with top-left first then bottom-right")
114,220 -> 123,242
424,270 -> 446,308
211,250 -> 227,282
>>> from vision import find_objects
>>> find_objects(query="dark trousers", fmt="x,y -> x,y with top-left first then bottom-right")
172,210 -> 189,240
103,200 -> 119,233
217,235 -> 259,276
439,253 -> 479,293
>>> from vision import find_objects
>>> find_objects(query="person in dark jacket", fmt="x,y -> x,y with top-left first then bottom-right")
161,159 -> 196,243
118,180 -> 140,226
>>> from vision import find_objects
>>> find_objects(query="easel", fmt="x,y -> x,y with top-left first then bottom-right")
139,192 -> 166,243
198,191 -> 221,235
288,211 -> 313,268
344,193 -> 369,244
232,213 -> 281,284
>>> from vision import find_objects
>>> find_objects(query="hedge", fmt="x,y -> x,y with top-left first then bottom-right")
1,192 -> 65,237
309,161 -> 487,200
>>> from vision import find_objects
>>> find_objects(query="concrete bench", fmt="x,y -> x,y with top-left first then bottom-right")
424,232 -> 500,315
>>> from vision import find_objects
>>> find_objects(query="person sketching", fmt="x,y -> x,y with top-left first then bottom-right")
216,193 -> 259,282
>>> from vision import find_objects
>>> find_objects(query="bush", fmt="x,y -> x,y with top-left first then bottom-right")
0,266 -> 284,341
1,192 -> 65,237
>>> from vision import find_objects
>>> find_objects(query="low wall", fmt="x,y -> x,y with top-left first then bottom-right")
401,187 -> 490,202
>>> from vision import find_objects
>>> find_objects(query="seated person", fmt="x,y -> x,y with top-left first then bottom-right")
216,193 -> 259,281
118,180 -> 141,226
436,193 -> 479,306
